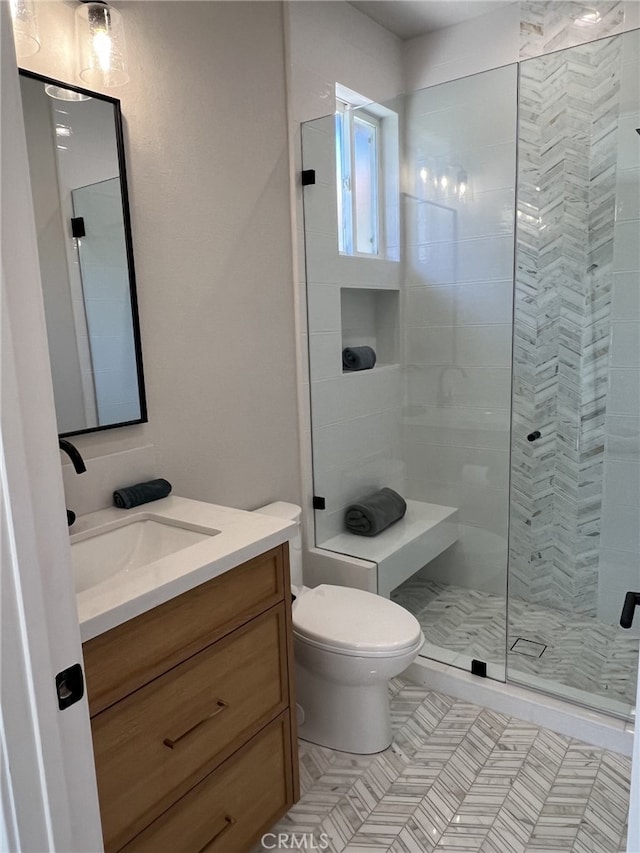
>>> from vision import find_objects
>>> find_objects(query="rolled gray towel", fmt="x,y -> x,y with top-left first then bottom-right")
345,487 -> 407,537
113,478 -> 172,509
342,346 -> 376,371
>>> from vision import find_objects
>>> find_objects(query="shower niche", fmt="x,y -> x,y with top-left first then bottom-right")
340,287 -> 399,371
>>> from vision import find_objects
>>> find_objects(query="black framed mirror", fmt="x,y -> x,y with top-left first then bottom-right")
19,69 -> 147,437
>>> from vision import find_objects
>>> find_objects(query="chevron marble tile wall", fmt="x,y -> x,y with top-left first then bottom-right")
509,35 -> 625,616
520,1 -> 626,58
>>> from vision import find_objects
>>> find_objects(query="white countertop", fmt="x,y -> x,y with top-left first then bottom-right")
73,496 -> 296,642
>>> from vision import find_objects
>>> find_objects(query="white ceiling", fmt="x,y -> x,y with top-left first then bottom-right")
348,0 -> 512,40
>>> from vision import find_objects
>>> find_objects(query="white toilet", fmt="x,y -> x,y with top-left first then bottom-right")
255,502 -> 424,754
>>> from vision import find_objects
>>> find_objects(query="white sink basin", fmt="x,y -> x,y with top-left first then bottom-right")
72,496 -> 296,643
71,516 -> 219,593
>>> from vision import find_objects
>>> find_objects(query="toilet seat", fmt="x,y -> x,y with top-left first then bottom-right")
292,584 -> 423,658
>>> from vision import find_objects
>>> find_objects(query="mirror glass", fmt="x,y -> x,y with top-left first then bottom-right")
19,71 -> 146,437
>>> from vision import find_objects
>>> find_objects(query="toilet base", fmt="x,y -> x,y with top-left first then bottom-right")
295,661 -> 393,754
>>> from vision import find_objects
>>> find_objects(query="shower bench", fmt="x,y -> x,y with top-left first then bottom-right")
321,500 -> 458,598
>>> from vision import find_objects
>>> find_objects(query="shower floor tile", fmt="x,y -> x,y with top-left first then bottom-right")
390,579 -> 639,709
253,679 -> 631,853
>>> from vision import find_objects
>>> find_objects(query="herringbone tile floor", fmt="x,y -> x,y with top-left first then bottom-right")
255,679 -> 632,853
391,578 -> 639,709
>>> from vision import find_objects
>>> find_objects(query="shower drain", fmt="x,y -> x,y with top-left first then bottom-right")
510,637 -> 547,658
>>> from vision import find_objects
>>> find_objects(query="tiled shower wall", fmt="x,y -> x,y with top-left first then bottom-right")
509,33 -> 638,618
401,66 -> 517,596
292,2 -> 639,610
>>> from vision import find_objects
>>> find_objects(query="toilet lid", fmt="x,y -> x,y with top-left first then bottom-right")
292,584 -> 422,654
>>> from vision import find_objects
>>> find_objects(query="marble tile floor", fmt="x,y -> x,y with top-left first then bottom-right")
253,679 -> 631,853
391,579 -> 639,709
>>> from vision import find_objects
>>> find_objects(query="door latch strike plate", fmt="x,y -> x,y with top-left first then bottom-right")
55,663 -> 84,710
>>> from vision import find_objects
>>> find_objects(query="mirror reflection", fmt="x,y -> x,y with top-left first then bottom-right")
19,71 -> 146,436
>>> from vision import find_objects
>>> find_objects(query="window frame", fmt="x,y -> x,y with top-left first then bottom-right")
336,100 -> 384,258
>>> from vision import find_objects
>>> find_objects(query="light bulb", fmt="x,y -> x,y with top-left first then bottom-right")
93,29 -> 112,73
76,2 -> 128,87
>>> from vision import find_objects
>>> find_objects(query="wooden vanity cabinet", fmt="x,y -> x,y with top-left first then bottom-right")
82,544 -> 299,853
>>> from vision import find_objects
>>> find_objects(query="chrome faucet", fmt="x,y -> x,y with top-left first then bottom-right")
59,439 -> 86,527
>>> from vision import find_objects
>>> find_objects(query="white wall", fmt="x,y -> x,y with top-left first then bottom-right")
405,3 -> 521,91
22,1 -> 300,514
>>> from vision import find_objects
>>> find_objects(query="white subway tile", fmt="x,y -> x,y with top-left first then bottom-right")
616,114 -> 640,171
612,219 -> 639,272
611,272 -> 640,320
307,284 -> 341,333
405,280 -> 513,327
608,368 -> 640,415
610,321 -> 640,368
308,332 -> 342,380
600,504 -> 640,552
615,169 -> 640,221
407,365 -> 512,409
603,459 -> 640,508
403,405 -> 511,451
605,415 -> 640,460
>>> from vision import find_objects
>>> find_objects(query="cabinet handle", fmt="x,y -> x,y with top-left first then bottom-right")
196,814 -> 236,852
163,699 -> 228,749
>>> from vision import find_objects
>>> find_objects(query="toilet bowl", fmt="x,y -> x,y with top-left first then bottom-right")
254,502 -> 424,754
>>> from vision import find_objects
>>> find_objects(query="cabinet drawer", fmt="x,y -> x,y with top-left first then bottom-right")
84,544 -> 287,715
122,712 -> 293,853
94,605 -> 289,852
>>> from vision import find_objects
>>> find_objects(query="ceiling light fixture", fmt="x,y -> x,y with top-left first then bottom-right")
75,0 -> 128,88
9,0 -> 40,58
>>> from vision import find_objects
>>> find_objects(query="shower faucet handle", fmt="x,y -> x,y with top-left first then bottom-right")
620,591 -> 640,629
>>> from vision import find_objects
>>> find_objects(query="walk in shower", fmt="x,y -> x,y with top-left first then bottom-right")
302,30 -> 640,722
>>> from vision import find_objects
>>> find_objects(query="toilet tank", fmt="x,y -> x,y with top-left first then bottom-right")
254,502 -> 303,587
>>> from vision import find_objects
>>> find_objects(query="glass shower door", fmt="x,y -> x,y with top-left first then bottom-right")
391,65 -> 518,681
302,65 -> 518,682
508,31 -> 640,720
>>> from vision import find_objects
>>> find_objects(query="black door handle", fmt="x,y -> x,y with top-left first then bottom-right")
620,591 -> 640,629
527,430 -> 541,442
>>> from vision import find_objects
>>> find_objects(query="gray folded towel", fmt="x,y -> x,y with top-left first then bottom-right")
113,478 -> 172,509
344,487 -> 407,537
342,346 -> 376,371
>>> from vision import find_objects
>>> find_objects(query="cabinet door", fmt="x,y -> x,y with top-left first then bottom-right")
93,605 -> 289,851
122,713 -> 294,853
84,545 -> 286,715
